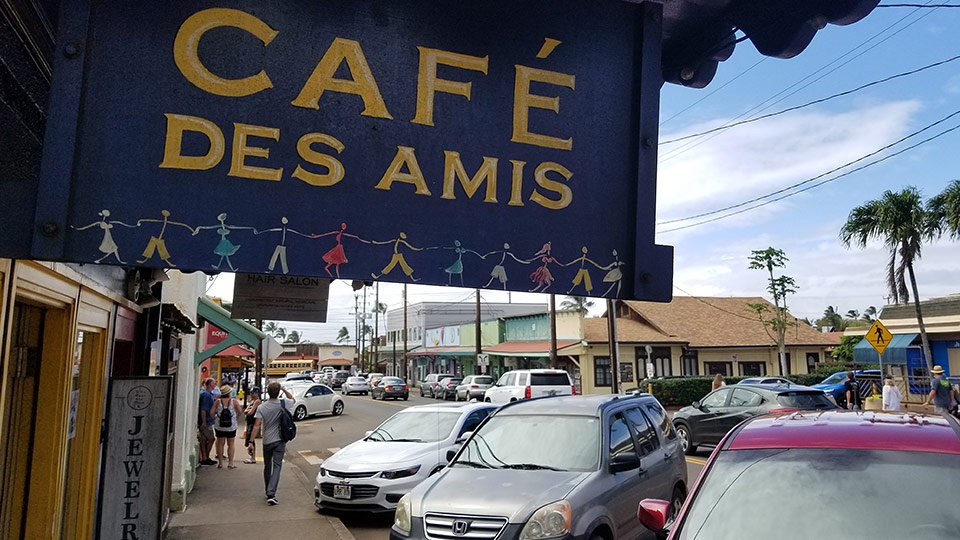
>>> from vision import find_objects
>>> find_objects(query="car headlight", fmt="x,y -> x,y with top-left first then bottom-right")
318,467 -> 327,478
394,493 -> 412,533
519,500 -> 571,540
381,465 -> 421,479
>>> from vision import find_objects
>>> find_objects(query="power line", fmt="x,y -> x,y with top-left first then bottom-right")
659,117 -> 960,233
659,107 -> 960,226
660,54 -> 960,145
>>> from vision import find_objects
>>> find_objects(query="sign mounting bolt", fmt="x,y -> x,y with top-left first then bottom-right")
64,44 -> 80,58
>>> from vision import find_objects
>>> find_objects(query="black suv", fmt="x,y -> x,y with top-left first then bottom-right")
329,371 -> 351,389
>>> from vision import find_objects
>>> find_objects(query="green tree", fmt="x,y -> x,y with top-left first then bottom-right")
840,186 -> 935,373
928,179 -> 960,238
560,295 -> 594,314
818,306 -> 846,332
336,326 -> 350,344
831,335 -> 862,363
860,306 -> 878,322
747,247 -> 797,376
263,321 -> 286,341
286,330 -> 302,344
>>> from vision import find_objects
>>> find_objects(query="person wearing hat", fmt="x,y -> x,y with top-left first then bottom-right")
923,365 -> 957,414
242,386 -> 262,464
211,384 -> 244,468
881,375 -> 902,412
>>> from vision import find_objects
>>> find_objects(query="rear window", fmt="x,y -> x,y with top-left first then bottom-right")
474,376 -> 493,384
530,373 -> 571,386
776,392 -> 835,409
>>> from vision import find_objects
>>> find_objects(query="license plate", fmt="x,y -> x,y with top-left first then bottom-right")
333,484 -> 351,500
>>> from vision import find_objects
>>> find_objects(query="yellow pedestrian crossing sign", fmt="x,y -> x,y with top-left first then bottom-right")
865,320 -> 893,356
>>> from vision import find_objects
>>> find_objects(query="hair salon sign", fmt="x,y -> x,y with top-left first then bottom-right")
36,0 -> 672,300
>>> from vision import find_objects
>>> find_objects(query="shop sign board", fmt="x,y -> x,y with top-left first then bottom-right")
32,0 -> 672,300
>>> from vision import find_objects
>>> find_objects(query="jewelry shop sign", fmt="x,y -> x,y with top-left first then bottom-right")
38,0 -> 672,300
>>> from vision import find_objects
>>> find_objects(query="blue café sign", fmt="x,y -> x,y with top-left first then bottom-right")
36,0 -> 672,300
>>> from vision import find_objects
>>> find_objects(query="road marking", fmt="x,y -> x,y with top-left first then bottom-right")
298,451 -> 325,466
685,456 -> 707,465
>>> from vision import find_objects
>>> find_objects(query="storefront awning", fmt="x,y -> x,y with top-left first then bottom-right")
195,296 -> 267,365
484,340 -> 582,358
408,346 -> 480,357
853,333 -> 918,365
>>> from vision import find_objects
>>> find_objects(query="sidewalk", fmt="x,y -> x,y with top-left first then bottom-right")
164,446 -> 353,540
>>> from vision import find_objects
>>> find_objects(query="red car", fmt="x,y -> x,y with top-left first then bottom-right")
639,410 -> 960,539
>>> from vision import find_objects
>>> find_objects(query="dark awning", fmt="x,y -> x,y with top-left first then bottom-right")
853,333 -> 918,365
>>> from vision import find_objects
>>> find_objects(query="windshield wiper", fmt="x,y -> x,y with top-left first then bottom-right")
454,460 -> 492,469
503,463 -> 562,471
389,438 -> 424,443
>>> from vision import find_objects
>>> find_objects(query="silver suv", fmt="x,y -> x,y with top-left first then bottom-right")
420,373 -> 453,398
483,369 -> 574,404
391,394 -> 687,540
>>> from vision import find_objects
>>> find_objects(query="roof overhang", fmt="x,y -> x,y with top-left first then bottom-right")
195,296 -> 267,365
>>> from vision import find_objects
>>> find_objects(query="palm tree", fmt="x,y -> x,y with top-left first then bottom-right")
845,309 -> 859,320
336,326 -> 350,344
263,321 -> 286,341
560,295 -> 594,314
860,306 -> 878,322
928,179 -> 960,238
819,306 -> 845,331
839,186 -> 935,373
287,330 -> 302,343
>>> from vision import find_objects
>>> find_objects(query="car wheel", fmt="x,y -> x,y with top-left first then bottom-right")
332,401 -> 344,416
403,396 -> 408,401
294,406 -> 307,421
484,397 -> 491,402
669,485 -> 687,520
676,424 -> 697,455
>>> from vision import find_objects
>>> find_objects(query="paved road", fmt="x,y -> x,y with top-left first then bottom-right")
281,392 -> 708,540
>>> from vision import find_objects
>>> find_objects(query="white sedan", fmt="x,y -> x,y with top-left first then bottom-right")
283,383 -> 344,420
341,376 -> 371,395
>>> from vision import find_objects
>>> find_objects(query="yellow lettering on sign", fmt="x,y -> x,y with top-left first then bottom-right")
508,160 -> 526,207
291,38 -> 392,119
293,133 -> 346,187
441,151 -> 498,202
512,65 -> 575,150
159,113 -> 225,170
412,47 -> 489,127
374,146 -> 432,195
529,161 -> 573,210
228,123 -> 282,181
173,8 -> 278,97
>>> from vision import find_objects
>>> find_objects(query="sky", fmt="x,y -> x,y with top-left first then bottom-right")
207,2 -> 960,343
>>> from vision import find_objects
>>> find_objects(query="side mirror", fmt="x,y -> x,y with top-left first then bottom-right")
609,452 -> 642,473
692,400 -> 701,409
637,499 -> 672,536
364,430 -> 373,438
446,449 -> 458,461
455,431 -> 474,444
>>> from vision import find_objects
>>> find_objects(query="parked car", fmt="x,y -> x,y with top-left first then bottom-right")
483,369 -> 575,404
329,371 -> 351,389
433,377 -> 463,400
455,375 -> 494,401
285,383 -> 345,420
342,376 -> 371,395
638,410 -> 960,539
811,369 -> 882,404
371,376 -> 409,400
737,376 -> 792,385
315,402 -> 498,513
282,374 -> 314,384
419,373 -> 453,398
391,394 -> 687,540
672,383 -> 836,455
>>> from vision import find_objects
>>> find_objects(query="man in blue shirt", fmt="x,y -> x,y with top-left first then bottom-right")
198,377 -> 218,466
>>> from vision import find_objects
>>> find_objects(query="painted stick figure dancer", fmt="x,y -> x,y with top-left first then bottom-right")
72,209 -> 136,263
314,223 -> 370,278
482,243 -> 530,289
256,217 -> 312,274
564,246 -> 607,295
371,232 -> 422,282
438,240 -> 481,286
529,242 -> 558,292
193,213 -> 253,271
136,210 -> 194,267
601,250 -> 624,297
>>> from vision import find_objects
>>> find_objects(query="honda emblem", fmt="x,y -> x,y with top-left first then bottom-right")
452,520 -> 470,535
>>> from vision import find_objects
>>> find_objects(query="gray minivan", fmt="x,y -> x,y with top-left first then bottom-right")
391,393 -> 687,540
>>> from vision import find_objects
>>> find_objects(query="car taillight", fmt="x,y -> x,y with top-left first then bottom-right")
385,385 -> 392,390
403,385 -> 408,390
470,384 -> 478,388
571,386 -> 577,396
525,386 -> 531,399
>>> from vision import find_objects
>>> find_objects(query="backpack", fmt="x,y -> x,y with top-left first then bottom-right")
278,399 -> 297,442
218,400 -> 233,429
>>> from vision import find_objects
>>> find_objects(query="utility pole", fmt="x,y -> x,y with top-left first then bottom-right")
607,299 -> 620,394
354,293 -> 360,370
362,284 -> 368,371
475,289 -> 481,376
403,284 -> 408,381
549,294 -> 558,368
374,282 -> 380,375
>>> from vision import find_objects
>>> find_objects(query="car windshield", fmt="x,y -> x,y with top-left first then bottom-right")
367,410 -> 462,442
775,392 -> 835,409
675,448 -> 960,539
453,414 -> 599,472
820,373 -> 846,385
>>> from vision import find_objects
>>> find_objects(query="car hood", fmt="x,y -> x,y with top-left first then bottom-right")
410,468 -> 587,521
323,439 -> 451,470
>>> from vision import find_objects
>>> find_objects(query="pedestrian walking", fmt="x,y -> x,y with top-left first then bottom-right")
843,371 -> 862,410
881,375 -> 902,411
248,382 -> 294,505
243,386 -> 262,464
197,378 -> 217,466
212,384 -> 243,468
923,365 -> 957,414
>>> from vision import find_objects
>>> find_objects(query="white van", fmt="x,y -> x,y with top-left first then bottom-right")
483,369 -> 575,403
